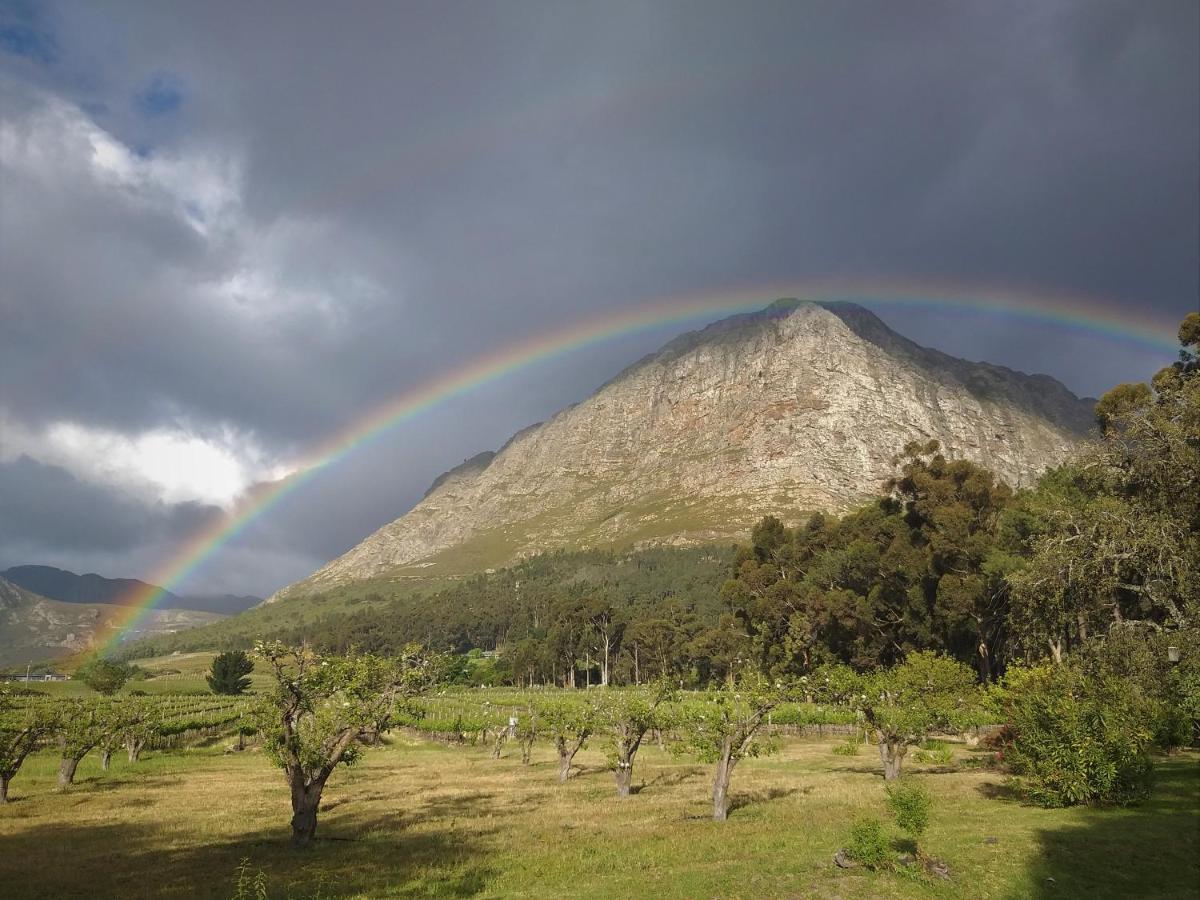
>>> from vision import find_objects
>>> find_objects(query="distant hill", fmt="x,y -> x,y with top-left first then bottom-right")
0,576 -> 224,668
1,566 -> 261,615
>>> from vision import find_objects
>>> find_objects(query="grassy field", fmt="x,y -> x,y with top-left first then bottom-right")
1,730 -> 1195,899
17,652 -> 274,697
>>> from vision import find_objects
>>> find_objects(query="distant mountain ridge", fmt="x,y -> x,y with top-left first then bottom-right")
0,576 -> 224,667
269,299 -> 1096,602
1,566 -> 261,616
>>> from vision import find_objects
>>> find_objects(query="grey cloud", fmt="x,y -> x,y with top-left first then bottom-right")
0,0 -> 1195,593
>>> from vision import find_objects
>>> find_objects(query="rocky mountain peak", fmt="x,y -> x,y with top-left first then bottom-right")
269,300 -> 1095,601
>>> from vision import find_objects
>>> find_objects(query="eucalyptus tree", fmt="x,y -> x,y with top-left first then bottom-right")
254,641 -> 434,846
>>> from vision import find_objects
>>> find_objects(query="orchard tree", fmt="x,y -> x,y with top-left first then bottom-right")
121,698 -> 162,763
847,652 -> 981,780
597,681 -> 675,797
516,704 -> 538,765
675,673 -> 788,821
1,691 -> 55,802
54,697 -> 110,785
254,641 -> 434,847
74,657 -> 134,695
536,696 -> 598,782
207,650 -> 255,695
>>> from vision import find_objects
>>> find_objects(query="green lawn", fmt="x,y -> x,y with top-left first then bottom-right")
1,734 -> 1196,899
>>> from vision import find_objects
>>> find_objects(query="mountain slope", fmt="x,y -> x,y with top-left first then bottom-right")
272,300 -> 1094,601
1,565 -> 261,615
0,576 -> 224,667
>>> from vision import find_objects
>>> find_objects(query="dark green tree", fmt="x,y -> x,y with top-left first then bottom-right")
207,650 -> 255,695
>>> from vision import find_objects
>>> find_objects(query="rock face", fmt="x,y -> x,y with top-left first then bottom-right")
271,300 -> 1094,600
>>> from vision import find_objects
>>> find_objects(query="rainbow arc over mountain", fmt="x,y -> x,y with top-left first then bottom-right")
95,281 -> 1181,655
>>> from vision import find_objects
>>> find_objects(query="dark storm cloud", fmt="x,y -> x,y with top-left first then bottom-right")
0,455 -> 220,562
0,0 -> 1195,593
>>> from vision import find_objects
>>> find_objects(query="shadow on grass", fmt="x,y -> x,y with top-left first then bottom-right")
0,812 -> 496,899
976,780 -> 1023,802
632,765 -> 707,794
728,785 -> 808,813
1022,754 -> 1199,900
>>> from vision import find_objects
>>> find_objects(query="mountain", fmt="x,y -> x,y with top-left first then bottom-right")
0,576 -> 224,667
1,566 -> 261,615
270,300 -> 1095,602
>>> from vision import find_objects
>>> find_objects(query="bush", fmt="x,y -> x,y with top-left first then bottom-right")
831,735 -> 861,756
845,817 -> 891,869
886,781 -> 932,842
999,664 -> 1155,807
913,740 -> 954,766
74,658 -> 135,695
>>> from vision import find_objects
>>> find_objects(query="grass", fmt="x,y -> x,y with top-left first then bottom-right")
1,733 -> 1196,899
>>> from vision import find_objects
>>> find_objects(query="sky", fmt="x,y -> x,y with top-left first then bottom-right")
1,0 -> 1197,598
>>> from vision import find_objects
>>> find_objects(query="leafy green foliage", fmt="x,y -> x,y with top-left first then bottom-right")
886,781 -> 932,841
998,664 -> 1156,807
844,817 -> 891,869
673,673 -> 786,765
207,650 -> 254,695
722,445 -> 1012,679
74,657 -> 135,695
0,689 -> 56,800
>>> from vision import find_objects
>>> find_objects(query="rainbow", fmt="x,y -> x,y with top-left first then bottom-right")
96,280 -> 1181,654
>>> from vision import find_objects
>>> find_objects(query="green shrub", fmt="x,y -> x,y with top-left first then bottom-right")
999,664 -> 1155,807
913,740 -> 954,765
845,817 -> 891,869
831,735 -> 861,756
885,781 -> 932,842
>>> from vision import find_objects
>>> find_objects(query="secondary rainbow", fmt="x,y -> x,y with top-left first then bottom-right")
95,281 -> 1181,654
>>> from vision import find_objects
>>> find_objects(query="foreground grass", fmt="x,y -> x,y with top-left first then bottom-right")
1,736 -> 1196,899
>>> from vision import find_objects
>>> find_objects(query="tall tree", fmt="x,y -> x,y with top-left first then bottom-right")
1009,314 -> 1199,659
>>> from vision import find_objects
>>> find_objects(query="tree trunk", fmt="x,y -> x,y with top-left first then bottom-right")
601,633 -> 610,687
1049,639 -> 1063,665
521,739 -> 533,765
878,737 -> 906,780
290,779 -> 324,847
58,756 -> 80,787
557,740 -> 574,782
977,639 -> 993,683
100,750 -> 111,771
492,733 -> 505,759
615,763 -> 633,797
126,738 -> 144,763
712,746 -> 735,822
1,774 -> 9,803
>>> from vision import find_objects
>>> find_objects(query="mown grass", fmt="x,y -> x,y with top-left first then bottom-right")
1,734 -> 1195,899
